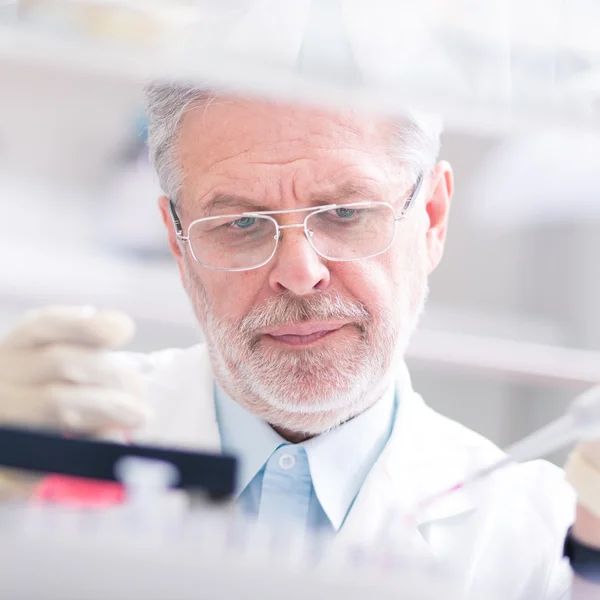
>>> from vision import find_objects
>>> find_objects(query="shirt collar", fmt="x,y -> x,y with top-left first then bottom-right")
214,386 -> 286,495
300,385 -> 396,530
214,383 -> 397,529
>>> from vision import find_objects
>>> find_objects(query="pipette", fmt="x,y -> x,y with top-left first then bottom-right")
412,384 -> 600,516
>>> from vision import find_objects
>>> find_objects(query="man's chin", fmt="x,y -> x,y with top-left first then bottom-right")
250,350 -> 363,382
260,389 -> 366,432
247,359 -> 374,418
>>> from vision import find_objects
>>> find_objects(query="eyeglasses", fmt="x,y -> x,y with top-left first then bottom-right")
169,174 -> 423,272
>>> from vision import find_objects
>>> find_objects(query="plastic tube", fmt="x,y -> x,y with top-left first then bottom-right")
412,384 -> 600,517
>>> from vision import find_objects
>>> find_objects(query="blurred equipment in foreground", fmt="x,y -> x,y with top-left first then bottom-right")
2,0 -> 600,186
0,427 -> 465,600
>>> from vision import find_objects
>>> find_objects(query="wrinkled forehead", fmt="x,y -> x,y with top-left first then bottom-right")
174,96 -> 405,213
177,96 -> 399,178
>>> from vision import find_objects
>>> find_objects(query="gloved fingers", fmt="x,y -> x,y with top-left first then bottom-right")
0,345 -> 146,397
0,383 -> 150,432
578,441 -> 600,471
48,384 -> 151,432
2,306 -> 135,351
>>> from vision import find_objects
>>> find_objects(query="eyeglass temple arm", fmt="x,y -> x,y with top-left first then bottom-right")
169,199 -> 187,240
397,172 -> 424,219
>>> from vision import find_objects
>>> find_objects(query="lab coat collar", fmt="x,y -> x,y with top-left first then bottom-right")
136,344 -> 222,452
378,361 -> 477,526
301,383 -> 396,530
339,362 -> 478,552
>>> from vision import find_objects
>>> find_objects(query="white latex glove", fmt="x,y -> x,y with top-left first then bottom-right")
0,306 -> 149,432
0,306 -> 150,499
578,441 -> 600,473
567,441 -> 600,523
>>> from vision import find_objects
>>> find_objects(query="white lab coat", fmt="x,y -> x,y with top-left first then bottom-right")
123,344 -> 581,599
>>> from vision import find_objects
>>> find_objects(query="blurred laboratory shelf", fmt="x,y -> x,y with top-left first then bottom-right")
409,329 -> 600,389
2,3 -> 600,138
0,245 -> 194,330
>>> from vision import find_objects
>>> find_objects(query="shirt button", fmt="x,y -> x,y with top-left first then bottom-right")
278,453 -> 296,470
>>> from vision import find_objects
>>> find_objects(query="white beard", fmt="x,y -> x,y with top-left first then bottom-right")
183,235 -> 429,435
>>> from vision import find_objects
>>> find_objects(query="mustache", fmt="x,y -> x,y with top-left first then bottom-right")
239,291 -> 371,335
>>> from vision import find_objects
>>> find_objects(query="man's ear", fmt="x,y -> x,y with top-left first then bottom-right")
424,161 -> 453,274
158,195 -> 186,283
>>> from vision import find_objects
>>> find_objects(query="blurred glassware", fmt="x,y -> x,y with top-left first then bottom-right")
0,496 -> 470,600
12,0 -> 200,47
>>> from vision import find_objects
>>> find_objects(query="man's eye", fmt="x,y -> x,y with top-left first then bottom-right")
230,217 -> 257,229
335,208 -> 357,218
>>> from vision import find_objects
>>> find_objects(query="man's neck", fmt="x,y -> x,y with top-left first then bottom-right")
271,426 -> 315,443
269,388 -> 390,443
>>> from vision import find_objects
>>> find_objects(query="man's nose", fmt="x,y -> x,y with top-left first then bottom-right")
268,227 -> 330,295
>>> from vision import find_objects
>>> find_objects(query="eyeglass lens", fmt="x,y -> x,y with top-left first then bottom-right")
187,204 -> 396,270
306,204 -> 396,260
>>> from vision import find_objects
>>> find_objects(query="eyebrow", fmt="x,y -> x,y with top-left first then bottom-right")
311,183 -> 383,205
199,183 -> 383,216
201,195 -> 267,216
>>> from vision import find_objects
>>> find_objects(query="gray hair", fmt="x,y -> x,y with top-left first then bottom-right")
145,82 -> 443,203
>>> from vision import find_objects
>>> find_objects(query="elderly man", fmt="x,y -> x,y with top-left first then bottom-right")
0,84 -> 599,598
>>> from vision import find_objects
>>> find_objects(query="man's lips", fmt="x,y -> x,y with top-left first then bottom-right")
261,322 -> 347,345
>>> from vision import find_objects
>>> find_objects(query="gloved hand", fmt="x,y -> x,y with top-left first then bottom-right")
566,440 -> 600,538
0,306 -> 150,498
577,441 -> 600,473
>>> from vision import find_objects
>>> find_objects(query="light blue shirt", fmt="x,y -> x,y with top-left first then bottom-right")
214,385 -> 396,533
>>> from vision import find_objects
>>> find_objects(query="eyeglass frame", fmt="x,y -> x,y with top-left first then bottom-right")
169,172 -> 424,272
